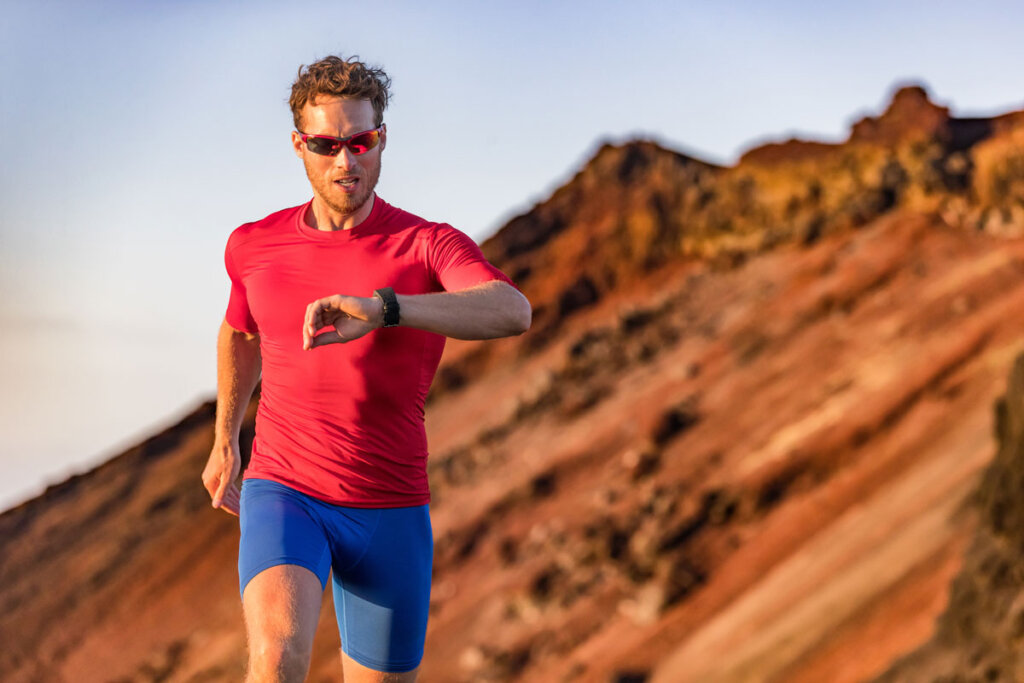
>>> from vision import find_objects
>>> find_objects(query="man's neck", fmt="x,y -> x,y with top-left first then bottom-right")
306,194 -> 376,231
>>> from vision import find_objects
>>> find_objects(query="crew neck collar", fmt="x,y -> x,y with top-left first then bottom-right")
295,195 -> 384,242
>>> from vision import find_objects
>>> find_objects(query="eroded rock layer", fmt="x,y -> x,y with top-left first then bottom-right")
3,84 -> 1024,683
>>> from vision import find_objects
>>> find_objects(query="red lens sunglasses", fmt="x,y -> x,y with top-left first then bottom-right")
297,126 -> 384,156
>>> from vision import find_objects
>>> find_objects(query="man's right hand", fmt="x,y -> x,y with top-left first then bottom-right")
202,439 -> 242,516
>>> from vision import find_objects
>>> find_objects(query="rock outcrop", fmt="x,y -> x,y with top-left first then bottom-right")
878,353 -> 1024,683
3,83 -> 1024,683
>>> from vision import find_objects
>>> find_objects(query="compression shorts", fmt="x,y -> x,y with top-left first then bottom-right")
238,478 -> 433,673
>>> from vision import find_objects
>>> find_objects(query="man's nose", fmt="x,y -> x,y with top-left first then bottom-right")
333,147 -> 358,170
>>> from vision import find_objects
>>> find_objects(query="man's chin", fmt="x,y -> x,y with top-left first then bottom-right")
324,191 -> 373,216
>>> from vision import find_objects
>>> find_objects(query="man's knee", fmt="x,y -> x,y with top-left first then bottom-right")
247,639 -> 312,681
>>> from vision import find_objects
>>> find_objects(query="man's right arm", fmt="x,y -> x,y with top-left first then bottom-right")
201,319 -> 261,516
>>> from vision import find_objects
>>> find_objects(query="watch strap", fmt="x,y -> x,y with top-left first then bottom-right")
374,287 -> 400,327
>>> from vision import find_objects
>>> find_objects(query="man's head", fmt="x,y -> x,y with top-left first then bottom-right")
289,56 -> 391,224
289,55 -> 391,131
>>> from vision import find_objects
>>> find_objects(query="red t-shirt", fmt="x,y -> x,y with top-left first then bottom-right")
224,196 -> 513,507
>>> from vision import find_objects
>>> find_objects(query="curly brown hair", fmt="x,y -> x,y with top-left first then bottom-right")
289,55 -> 392,130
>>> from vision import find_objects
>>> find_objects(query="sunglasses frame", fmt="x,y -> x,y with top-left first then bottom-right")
296,125 -> 385,157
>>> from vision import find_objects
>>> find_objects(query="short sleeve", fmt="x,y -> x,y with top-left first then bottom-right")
224,234 -> 259,333
428,224 -> 517,292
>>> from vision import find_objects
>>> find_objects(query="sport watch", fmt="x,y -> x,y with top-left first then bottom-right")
373,287 -> 401,327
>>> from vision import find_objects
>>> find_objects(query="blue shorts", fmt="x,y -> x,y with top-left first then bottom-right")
238,478 -> 433,673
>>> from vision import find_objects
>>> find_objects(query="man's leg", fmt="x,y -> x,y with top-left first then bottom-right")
242,564 -> 324,682
238,479 -> 334,682
340,650 -> 419,683
328,505 -> 433,682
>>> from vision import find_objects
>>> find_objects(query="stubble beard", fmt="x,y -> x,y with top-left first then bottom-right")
306,156 -> 382,217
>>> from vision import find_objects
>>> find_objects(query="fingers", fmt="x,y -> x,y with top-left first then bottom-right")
212,479 -> 241,515
303,300 -> 318,350
309,329 -> 345,348
303,297 -> 337,350
212,472 -> 230,508
218,483 -> 241,516
203,444 -> 241,514
303,295 -> 375,350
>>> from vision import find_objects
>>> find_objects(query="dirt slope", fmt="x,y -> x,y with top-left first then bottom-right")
877,354 -> 1024,682
3,84 -> 1024,682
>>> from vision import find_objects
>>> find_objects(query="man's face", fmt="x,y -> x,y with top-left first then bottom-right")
291,96 -> 385,218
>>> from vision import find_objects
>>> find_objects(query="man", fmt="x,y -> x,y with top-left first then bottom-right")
201,55 -> 531,683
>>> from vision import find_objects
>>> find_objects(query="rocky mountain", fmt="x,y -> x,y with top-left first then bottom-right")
877,352 -> 1024,682
3,84 -> 1024,682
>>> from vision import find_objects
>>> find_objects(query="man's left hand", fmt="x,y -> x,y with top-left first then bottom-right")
303,294 -> 384,349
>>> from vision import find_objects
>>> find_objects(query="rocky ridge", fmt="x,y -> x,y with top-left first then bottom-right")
2,83 -> 1024,682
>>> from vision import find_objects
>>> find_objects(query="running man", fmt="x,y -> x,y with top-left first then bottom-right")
201,55 -> 531,682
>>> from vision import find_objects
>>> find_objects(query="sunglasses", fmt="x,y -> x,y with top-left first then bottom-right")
297,126 -> 384,156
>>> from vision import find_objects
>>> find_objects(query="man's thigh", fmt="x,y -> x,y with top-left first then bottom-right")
242,563 -> 324,651
238,479 -> 333,671
329,504 -> 433,676
238,478 -> 333,600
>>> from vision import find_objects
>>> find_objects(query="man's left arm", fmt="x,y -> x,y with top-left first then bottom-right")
392,279 -> 531,339
303,280 -> 531,349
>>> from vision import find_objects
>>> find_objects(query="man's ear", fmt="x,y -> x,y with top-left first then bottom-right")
291,130 -> 305,159
379,124 -> 387,152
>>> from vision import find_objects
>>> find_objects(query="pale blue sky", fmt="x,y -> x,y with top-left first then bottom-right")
2,0 -> 1023,510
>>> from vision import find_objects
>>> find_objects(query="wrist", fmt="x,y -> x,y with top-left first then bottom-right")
213,431 -> 239,446
373,287 -> 401,327
370,295 -> 385,328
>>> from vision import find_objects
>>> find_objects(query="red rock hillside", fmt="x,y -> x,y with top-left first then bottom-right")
3,83 -> 1024,682
877,350 -> 1024,682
